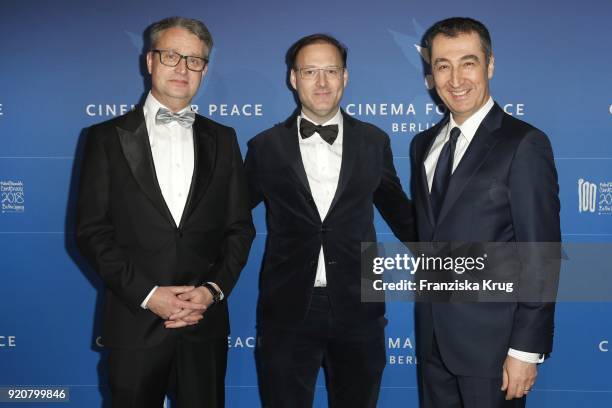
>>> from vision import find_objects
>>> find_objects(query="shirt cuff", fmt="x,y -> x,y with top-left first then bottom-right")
207,282 -> 224,301
140,286 -> 158,309
508,348 -> 545,364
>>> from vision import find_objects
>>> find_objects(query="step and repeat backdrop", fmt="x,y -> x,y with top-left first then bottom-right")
1,0 -> 611,406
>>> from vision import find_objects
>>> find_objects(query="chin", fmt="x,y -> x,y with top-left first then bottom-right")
449,102 -> 474,113
314,110 -> 333,118
169,92 -> 192,101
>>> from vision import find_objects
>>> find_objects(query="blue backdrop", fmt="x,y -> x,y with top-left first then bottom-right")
1,0 -> 611,406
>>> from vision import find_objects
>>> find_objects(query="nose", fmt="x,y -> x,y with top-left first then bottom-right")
174,56 -> 188,74
315,70 -> 328,87
449,67 -> 461,87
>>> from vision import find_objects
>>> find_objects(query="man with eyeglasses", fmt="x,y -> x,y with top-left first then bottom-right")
76,16 -> 254,408
244,33 -> 415,407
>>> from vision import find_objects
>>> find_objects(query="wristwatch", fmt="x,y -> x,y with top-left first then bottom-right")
202,282 -> 222,304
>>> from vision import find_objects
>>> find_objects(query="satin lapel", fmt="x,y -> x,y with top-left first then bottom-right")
436,104 -> 504,225
117,107 -> 174,225
180,115 -> 216,227
326,112 -> 358,219
418,117 -> 449,229
280,115 -> 313,197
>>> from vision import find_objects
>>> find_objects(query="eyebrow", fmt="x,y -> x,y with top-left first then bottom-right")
433,54 -> 481,65
164,48 -> 206,58
460,54 -> 480,62
299,65 -> 342,68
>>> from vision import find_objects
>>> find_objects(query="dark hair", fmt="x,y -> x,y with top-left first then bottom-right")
424,17 -> 492,65
148,16 -> 213,54
286,33 -> 348,69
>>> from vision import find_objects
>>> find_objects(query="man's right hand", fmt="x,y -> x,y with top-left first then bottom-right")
146,286 -> 207,320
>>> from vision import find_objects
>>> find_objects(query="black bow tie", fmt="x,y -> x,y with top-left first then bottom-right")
299,118 -> 339,145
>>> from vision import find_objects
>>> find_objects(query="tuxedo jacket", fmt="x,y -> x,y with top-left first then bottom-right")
245,111 -> 415,330
76,106 -> 255,348
410,103 -> 561,377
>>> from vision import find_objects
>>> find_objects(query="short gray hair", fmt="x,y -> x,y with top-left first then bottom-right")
148,16 -> 213,54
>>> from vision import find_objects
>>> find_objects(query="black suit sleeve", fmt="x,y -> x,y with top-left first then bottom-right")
508,129 -> 561,354
374,134 -> 416,243
409,136 -> 420,214
244,139 -> 264,209
208,131 -> 256,296
76,126 -> 154,313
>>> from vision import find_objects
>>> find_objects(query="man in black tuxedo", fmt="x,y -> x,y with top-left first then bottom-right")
245,34 -> 415,407
410,17 -> 560,407
76,17 -> 254,408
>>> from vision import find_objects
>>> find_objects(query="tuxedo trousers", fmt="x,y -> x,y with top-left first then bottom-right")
108,333 -> 227,408
255,287 -> 386,408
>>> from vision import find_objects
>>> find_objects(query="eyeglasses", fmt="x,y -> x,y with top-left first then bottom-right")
295,66 -> 345,80
151,49 -> 209,72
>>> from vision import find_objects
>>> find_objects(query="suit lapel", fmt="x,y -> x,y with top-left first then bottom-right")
280,115 -> 314,198
326,111 -> 358,219
278,110 -> 360,221
117,107 -> 175,225
436,103 -> 504,225
417,117 -> 449,229
179,115 -> 217,227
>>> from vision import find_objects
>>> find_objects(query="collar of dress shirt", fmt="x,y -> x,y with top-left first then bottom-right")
447,96 -> 494,143
298,108 -> 344,144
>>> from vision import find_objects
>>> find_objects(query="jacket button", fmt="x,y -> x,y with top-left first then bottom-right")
176,230 -> 183,238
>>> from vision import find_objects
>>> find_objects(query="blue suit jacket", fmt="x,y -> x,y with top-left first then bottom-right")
410,102 -> 561,377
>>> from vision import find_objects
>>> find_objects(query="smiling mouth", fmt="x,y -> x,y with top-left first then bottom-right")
449,89 -> 470,98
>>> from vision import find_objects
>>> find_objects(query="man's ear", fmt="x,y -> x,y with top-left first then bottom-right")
290,69 -> 298,91
146,51 -> 153,75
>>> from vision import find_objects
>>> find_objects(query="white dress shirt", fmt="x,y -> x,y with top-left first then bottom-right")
140,93 -> 194,308
424,97 -> 543,364
424,97 -> 494,191
143,93 -> 194,226
298,109 -> 343,287
139,93 -> 223,308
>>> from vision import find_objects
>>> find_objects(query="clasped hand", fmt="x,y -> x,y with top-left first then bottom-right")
146,286 -> 214,329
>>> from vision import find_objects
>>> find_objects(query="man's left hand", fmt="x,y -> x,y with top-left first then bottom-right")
501,355 -> 537,400
164,287 -> 214,329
